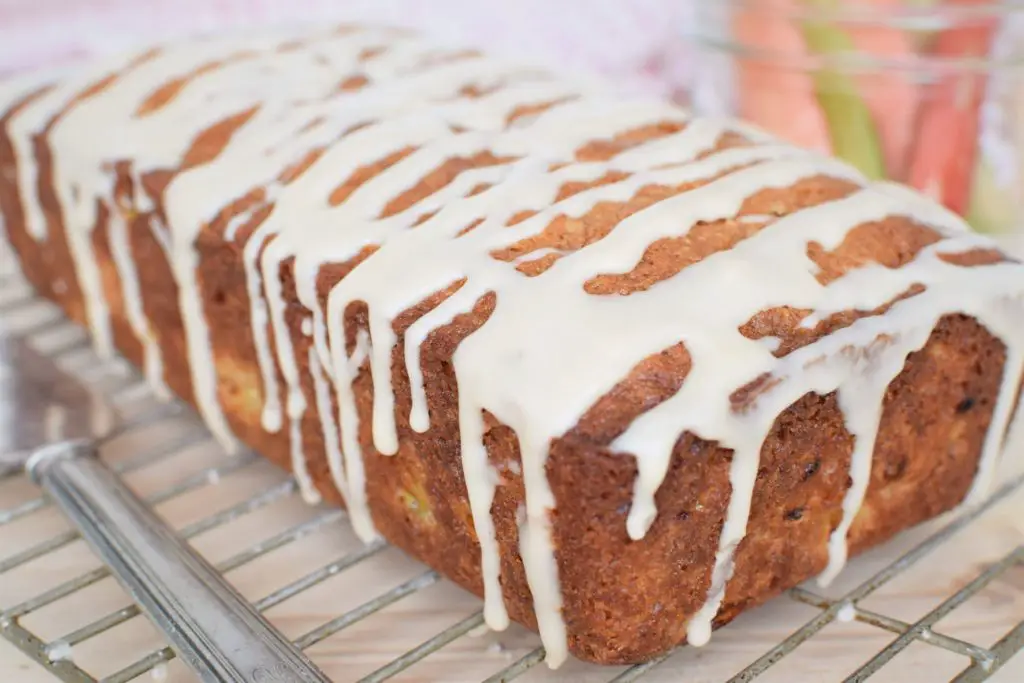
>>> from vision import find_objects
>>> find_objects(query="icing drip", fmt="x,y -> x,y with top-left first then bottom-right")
106,207 -> 170,398
818,342 -> 917,587
0,71 -> 58,240
7,75 -> 83,242
459,402 -> 509,631
54,172 -> 115,357
334,327 -> 376,542
4,24 -> 1024,671
513,433 -> 566,665
310,344 -> 349,507
289,394 -> 321,505
173,241 -> 239,450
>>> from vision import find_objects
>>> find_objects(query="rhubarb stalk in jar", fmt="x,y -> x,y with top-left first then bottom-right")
685,0 -> 1024,234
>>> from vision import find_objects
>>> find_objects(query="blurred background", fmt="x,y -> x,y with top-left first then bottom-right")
0,0 -> 697,96
2,0 -> 1021,235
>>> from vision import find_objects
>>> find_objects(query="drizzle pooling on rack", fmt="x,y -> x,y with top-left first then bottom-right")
2,24 -> 1024,669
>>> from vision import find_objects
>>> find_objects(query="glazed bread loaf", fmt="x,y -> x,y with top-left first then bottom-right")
2,25 -> 1024,667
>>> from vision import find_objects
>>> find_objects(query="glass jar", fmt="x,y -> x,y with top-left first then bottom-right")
683,0 -> 1024,236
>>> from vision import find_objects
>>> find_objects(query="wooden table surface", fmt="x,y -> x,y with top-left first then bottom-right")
1,236 -> 1023,683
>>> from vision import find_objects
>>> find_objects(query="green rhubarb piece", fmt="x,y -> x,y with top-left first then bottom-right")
966,157 -> 1016,235
800,1 -> 888,180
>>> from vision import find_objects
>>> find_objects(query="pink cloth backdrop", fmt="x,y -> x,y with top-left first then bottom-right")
0,0 -> 695,97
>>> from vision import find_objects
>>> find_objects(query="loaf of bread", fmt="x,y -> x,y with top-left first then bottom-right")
3,25 -> 1024,668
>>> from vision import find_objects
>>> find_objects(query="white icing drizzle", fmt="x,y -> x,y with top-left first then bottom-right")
309,343 -> 348,506
289,392 -> 321,505
106,206 -> 170,398
334,327 -> 376,541
4,24 -> 1024,672
0,72 -> 52,240
5,67 -> 94,242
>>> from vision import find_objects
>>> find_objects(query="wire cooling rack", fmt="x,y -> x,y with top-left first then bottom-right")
1,262 -> 1023,683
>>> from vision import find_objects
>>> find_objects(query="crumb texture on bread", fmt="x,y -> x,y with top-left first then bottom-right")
2,25 -> 1024,667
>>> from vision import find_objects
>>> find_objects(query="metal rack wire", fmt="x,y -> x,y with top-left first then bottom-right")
1,268 -> 1022,683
